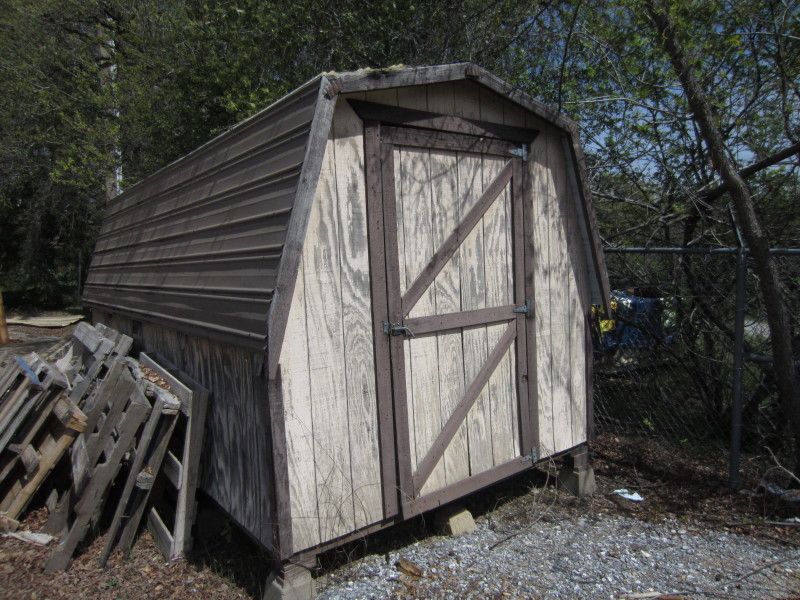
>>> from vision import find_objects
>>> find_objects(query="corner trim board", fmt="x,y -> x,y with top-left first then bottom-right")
267,77 -> 338,378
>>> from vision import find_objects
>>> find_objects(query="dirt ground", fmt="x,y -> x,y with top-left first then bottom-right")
0,434 -> 797,599
1,327 -> 798,598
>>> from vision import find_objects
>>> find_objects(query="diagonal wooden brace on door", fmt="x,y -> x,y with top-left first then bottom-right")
401,159 -> 514,317
411,320 -> 517,492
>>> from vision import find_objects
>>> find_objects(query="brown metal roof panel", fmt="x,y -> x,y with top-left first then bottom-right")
106,81 -> 320,215
92,208 -> 291,262
97,131 -> 308,238
84,77 -> 325,347
94,173 -> 298,248
82,286 -> 270,347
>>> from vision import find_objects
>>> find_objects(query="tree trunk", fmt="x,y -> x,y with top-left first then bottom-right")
647,1 -> 800,468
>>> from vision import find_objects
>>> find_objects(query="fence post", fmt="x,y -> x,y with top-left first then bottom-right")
728,248 -> 747,489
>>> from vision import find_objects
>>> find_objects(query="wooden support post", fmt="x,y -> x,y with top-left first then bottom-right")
558,445 -> 595,498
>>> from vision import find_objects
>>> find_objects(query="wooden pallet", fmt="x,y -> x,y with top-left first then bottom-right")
44,360 -> 151,572
0,358 -> 85,521
139,353 -> 209,562
99,359 -> 182,566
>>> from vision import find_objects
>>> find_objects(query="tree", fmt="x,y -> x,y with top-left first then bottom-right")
645,0 -> 800,466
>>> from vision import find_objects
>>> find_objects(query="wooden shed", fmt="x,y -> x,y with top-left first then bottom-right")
83,63 -> 609,573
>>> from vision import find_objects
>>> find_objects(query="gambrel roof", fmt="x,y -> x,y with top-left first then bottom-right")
83,63 -> 610,352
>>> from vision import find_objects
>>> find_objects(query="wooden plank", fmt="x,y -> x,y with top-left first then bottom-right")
412,321 -> 517,491
171,367 -> 209,558
71,322 -> 103,353
347,100 -> 538,143
364,122 -> 398,520
458,152 -> 493,476
146,507 -> 174,560
563,137 -> 591,446
139,353 -> 193,413
267,77 -> 336,379
379,143 -> 414,514
44,390 -> 150,572
332,100 -> 383,530
267,372 -> 292,558
100,393 -> 179,566
1,424 -> 78,519
482,155 -> 517,466
405,305 -> 516,337
380,126 -> 518,156
118,415 -> 179,560
162,450 -> 181,489
303,127 -> 354,543
397,144 -> 446,496
407,454 -> 533,516
280,260 -> 320,552
529,120 -> 555,457
426,85 -> 469,490
547,124 -> 574,453
402,160 -> 513,317
513,159 -> 535,455
85,368 -> 137,466
428,150 -> 468,490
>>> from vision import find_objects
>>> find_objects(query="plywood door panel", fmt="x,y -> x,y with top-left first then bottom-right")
457,153 -> 494,476
482,156 -> 517,466
429,155 -> 470,489
426,80 -> 470,488
396,147 -> 446,495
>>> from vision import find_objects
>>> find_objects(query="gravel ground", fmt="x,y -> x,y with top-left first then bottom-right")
317,511 -> 800,599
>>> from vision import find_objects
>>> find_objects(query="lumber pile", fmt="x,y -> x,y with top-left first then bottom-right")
0,322 -> 208,571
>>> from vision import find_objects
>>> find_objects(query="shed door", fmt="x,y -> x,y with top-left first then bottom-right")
364,115 -> 537,518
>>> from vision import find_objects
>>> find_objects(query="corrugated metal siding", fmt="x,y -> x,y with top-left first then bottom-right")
83,78 -> 322,348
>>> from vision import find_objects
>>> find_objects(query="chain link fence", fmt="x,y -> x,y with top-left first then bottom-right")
592,247 -> 800,483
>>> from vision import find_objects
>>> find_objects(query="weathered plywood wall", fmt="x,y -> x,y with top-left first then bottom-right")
278,98 -> 383,553
280,80 -> 594,553
90,310 -> 275,550
528,119 -> 592,457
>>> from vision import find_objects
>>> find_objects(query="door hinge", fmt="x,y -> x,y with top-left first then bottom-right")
383,321 -> 415,338
510,144 -> 529,161
513,298 -> 532,317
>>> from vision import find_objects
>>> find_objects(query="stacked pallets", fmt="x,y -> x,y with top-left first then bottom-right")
0,321 -> 209,571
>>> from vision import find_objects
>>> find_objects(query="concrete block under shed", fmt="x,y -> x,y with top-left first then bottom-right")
435,506 -> 476,536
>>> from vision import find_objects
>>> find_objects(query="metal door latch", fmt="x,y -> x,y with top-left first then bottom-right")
513,298 -> 532,316
383,322 -> 415,337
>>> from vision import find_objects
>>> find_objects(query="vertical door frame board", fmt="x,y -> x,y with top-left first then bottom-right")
520,155 -> 540,456
378,139 -> 415,517
511,158 -> 534,455
364,121 -> 400,519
